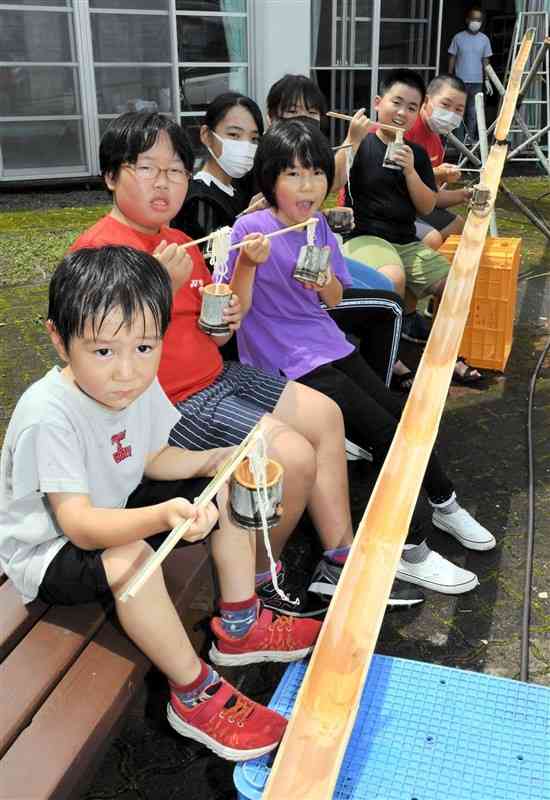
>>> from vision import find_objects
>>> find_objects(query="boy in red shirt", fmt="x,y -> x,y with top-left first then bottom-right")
405,74 -> 472,250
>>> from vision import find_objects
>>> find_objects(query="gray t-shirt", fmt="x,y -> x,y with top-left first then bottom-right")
0,367 -> 180,603
448,30 -> 492,83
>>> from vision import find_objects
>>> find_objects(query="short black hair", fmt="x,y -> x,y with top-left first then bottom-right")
49,246 -> 173,351
205,91 -> 264,136
254,118 -> 334,208
379,69 -> 426,105
267,74 -> 327,120
99,112 -> 194,184
427,74 -> 467,98
467,6 -> 483,17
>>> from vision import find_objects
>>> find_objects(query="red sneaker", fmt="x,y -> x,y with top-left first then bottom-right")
209,607 -> 322,666
167,677 -> 286,761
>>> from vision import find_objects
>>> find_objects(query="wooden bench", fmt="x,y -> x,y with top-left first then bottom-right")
0,545 -> 211,799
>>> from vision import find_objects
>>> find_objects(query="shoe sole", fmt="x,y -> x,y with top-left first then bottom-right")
310,582 -> 424,609
208,642 -> 314,667
432,517 -> 496,551
260,602 -> 328,618
396,569 -> 479,595
401,332 -> 428,345
308,581 -> 337,597
166,703 -> 280,761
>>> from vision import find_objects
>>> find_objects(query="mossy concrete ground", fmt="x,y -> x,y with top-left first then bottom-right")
0,179 -> 549,799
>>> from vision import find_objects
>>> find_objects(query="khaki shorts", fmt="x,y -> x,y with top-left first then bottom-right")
344,235 -> 451,298
394,241 -> 451,298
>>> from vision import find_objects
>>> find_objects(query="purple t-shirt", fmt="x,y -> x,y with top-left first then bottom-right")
227,209 -> 354,380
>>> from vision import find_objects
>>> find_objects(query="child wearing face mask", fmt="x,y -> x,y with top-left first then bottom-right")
405,74 -> 472,250
172,93 -> 262,242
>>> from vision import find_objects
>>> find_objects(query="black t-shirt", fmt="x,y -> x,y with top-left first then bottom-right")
346,133 -> 437,245
172,177 -> 249,242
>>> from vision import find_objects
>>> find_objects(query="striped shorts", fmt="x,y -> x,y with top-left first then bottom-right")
169,361 -> 287,451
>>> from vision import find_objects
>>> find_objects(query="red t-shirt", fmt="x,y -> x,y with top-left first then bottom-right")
70,214 -> 223,404
405,114 -> 444,168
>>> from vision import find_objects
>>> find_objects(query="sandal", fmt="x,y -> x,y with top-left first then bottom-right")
452,358 -> 483,386
391,370 -> 415,393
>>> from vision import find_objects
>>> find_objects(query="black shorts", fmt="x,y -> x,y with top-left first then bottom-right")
38,476 -> 212,608
418,207 -> 457,231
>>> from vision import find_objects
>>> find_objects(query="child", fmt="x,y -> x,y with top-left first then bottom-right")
69,112 -> 423,611
0,245 -> 322,761
405,74 -> 471,249
227,118 -> 496,597
173,92 -> 263,242
346,68 -> 481,384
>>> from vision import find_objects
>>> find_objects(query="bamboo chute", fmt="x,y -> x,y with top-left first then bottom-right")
263,30 -> 534,800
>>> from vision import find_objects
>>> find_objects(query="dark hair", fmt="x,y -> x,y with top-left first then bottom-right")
49,246 -> 173,350
99,112 -> 194,184
467,6 -> 483,17
427,74 -> 467,98
267,74 -> 327,120
254,118 -> 334,208
379,69 -> 426,105
204,91 -> 264,136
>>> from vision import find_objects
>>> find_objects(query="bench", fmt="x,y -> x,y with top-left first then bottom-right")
0,545 -> 211,799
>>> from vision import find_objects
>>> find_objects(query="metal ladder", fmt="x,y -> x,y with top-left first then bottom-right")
504,9 -> 549,163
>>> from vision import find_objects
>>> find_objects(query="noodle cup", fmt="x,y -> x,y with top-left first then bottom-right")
293,244 -> 331,287
326,207 -> 354,234
198,283 -> 232,336
229,458 -> 284,530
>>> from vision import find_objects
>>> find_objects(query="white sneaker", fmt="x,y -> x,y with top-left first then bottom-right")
396,549 -> 479,595
432,508 -> 496,551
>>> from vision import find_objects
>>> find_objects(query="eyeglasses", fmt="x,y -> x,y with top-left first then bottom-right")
124,163 -> 191,185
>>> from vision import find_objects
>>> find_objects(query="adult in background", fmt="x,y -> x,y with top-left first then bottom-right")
448,6 -> 493,142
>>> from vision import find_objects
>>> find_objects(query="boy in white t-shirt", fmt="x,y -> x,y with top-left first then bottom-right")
0,244 -> 321,761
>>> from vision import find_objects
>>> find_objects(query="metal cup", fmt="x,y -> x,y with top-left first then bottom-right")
293,244 -> 331,286
382,140 -> 404,171
198,283 -> 232,336
229,458 -> 284,530
326,207 -> 354,235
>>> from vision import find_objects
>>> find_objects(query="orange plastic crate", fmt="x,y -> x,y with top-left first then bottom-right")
438,236 -> 522,371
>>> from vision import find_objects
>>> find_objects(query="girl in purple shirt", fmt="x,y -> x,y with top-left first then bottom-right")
229,118 -> 496,597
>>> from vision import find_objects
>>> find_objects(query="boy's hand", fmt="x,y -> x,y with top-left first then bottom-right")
161,497 -> 218,542
392,144 -> 415,176
239,233 -> 271,266
435,163 -> 461,184
460,186 -> 474,203
154,240 -> 193,292
347,108 -> 370,150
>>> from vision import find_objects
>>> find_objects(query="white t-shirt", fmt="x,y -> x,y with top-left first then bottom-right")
0,367 -> 181,603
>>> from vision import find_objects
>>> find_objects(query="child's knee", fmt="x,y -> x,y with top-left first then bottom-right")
423,229 -> 443,251
102,539 -> 154,588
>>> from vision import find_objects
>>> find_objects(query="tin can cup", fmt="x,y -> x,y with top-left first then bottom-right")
293,245 -> 331,286
229,458 -> 284,530
198,283 -> 232,336
382,141 -> 404,171
327,207 -> 354,234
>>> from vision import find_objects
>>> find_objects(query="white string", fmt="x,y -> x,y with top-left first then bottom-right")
248,431 -> 299,607
205,226 -> 232,283
306,217 -> 317,247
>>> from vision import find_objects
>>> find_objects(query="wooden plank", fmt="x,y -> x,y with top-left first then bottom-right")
0,544 -> 210,800
0,579 -> 49,662
262,32 -> 534,800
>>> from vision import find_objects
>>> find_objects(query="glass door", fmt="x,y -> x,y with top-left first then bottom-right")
312,0 -> 443,145
0,0 -> 90,180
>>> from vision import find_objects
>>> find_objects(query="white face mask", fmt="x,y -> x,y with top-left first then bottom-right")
427,106 -> 463,135
468,20 -> 482,32
208,131 -> 257,179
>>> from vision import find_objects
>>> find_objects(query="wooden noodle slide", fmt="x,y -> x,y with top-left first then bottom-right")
263,30 -> 534,800
180,218 -> 318,253
118,422 -> 264,602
